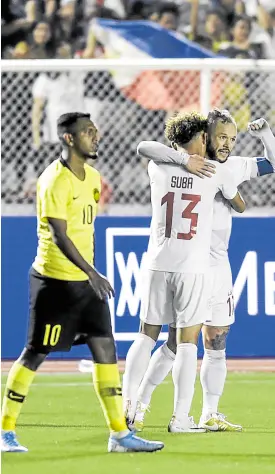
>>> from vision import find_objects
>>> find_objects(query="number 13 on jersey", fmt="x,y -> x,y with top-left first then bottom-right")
161,192 -> 201,240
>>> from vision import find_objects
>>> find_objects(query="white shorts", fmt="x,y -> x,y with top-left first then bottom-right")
140,269 -> 211,328
204,261 -> 235,327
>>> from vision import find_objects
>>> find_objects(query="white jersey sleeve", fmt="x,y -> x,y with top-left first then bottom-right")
261,127 -> 275,170
137,141 -> 189,165
216,164 -> 238,200
210,157 -> 255,265
228,156 -> 258,185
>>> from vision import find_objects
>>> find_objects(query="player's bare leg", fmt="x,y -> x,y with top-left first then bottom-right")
1,348 -> 47,452
135,326 -> 176,431
169,324 -> 206,433
199,325 -> 242,431
87,335 -> 164,452
122,322 -> 162,424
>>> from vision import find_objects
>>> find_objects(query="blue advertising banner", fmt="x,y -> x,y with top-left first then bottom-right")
1,216 -> 275,359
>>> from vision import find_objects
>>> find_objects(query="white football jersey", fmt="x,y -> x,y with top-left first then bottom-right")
137,141 -> 264,269
146,160 -> 238,273
210,156 -> 257,265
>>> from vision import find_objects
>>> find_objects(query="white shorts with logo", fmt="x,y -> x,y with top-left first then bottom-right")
204,260 -> 235,327
140,269 -> 211,328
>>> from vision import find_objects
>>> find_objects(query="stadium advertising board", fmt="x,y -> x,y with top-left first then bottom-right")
1,216 -> 275,359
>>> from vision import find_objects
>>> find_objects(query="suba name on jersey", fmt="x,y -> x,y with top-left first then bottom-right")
171,176 -> 193,189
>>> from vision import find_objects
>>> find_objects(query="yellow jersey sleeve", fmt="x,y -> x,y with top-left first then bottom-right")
39,175 -> 72,221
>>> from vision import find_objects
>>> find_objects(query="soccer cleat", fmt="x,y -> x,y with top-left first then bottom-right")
168,416 -> 206,433
199,413 -> 243,432
134,402 -> 150,432
1,430 -> 28,452
108,431 -> 164,453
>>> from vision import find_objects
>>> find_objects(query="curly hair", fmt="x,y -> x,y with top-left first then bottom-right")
165,112 -> 208,146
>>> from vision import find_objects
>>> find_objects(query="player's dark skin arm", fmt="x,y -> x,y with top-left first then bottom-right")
47,217 -> 114,300
229,191 -> 246,213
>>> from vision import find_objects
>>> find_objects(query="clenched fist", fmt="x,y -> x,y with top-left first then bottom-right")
247,118 -> 271,137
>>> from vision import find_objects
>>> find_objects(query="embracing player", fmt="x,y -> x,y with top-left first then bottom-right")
123,112 -> 246,432
130,111 -> 275,432
1,112 -> 164,454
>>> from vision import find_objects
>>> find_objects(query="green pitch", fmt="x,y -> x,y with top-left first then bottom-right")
2,372 -> 275,474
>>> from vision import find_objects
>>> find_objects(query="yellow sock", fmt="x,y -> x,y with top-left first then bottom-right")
2,361 -> 36,431
93,363 -> 128,433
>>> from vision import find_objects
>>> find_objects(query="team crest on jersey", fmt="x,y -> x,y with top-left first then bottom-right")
93,188 -> 100,203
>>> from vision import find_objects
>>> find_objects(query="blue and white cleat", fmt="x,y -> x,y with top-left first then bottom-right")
1,430 -> 28,452
108,431 -> 164,453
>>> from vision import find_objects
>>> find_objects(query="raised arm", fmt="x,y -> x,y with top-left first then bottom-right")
137,141 -> 216,178
248,118 -> 275,172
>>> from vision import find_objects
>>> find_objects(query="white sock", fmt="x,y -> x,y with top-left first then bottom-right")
172,343 -> 198,423
122,334 -> 155,418
111,429 -> 130,439
138,342 -> 175,405
200,348 -> 227,417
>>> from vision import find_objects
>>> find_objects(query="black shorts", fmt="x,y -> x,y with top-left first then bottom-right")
27,268 -> 113,353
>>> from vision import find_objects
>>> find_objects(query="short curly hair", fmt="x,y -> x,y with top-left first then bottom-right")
165,112 -> 208,147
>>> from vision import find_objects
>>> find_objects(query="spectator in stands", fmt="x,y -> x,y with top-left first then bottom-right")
82,5 -> 121,58
1,0 -> 36,57
218,15 -> 261,58
194,9 -> 229,52
257,6 -> 275,58
27,20 -> 55,58
149,2 -> 180,31
31,71 -> 86,174
9,41 -> 31,59
127,1 -> 147,20
35,0 -> 58,19
268,8 -> 275,54
210,0 -> 245,26
53,0 -> 85,53
205,10 -> 229,50
56,41 -> 73,58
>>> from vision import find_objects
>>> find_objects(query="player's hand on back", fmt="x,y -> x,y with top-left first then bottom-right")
185,154 -> 216,178
247,118 -> 270,137
87,268 -> 115,300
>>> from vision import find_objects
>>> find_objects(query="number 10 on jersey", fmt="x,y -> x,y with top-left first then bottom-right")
161,192 -> 201,240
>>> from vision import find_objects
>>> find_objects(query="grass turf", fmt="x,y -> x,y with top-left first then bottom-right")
1,372 -> 275,474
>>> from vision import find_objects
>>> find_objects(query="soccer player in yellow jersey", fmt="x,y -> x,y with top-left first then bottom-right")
1,112 -> 164,454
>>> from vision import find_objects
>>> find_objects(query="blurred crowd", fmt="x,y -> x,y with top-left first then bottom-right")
2,0 -> 275,60
2,1 -> 275,214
